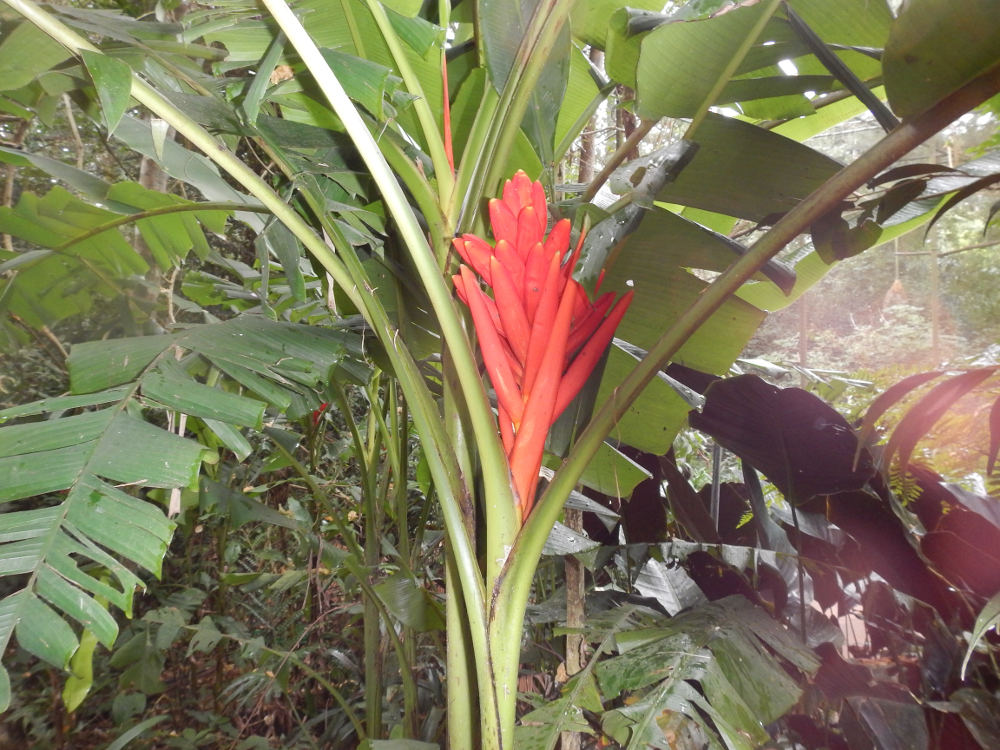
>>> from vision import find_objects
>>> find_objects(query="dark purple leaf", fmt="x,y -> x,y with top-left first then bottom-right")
988,393 -> 1000,475
869,162 -> 959,187
689,375 -> 875,501
884,368 -> 997,472
855,369 -> 947,465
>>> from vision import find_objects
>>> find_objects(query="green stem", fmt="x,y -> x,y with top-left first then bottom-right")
258,0 -> 517,559
363,0 -> 455,202
362,376 -> 384,739
454,0 -> 579,230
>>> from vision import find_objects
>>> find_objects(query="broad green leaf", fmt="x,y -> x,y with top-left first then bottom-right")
542,521 -> 600,557
516,672 -> 600,749
698,658 -> 769,745
786,0 -> 893,48
480,0 -> 571,165
37,568 -> 118,648
0,445 -> 89,503
90,413 -> 205,488
318,48 -> 406,121
112,115 -> 265,230
241,31 -> 286,126
256,221 -> 306,302
634,1 -> 780,119
0,21 -> 74,91
80,50 -> 133,135
0,409 -> 114,457
15,594 -> 79,669
0,386 -> 133,421
200,418 -> 253,461
66,476 -> 175,576
883,0 -> 1000,118
657,114 -> 842,221
70,335 -> 171,393
0,146 -> 112,200
572,0 -> 665,48
141,369 -> 266,429
564,440 -> 651,498
200,479 -> 300,530
373,573 -> 445,632
963,591 -> 1000,678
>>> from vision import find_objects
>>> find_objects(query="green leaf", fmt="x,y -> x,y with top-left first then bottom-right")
516,672 -> 600,749
62,626 -> 98,712
241,31 -> 286,126
573,0 -> 665,48
15,594 -> 79,669
141,369 -> 266,429
0,315 -> 364,685
373,573 -> 445,632
657,113 -> 842,221
634,1 -> 779,118
80,50 -> 133,135
883,0 -> 1000,119
0,21 -> 74,91
256,221 -> 306,302
0,665 -> 9,712
104,715 -> 169,750
0,146 -> 112,200
961,591 -> 1000,678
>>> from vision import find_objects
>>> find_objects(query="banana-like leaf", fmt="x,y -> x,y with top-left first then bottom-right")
0,182 -> 231,336
0,316 -> 365,710
883,0 -> 1000,119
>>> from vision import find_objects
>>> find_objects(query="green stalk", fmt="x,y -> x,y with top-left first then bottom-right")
499,59 -> 1000,658
445,547 -> 478,750
479,0 -> 578,201
363,375 -> 384,739
258,0 -> 518,562
363,0 -> 455,202
453,0 -> 579,230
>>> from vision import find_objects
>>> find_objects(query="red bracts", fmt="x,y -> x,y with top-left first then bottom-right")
453,171 -> 633,520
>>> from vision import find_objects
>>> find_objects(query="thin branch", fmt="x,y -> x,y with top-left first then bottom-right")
580,118 -> 656,202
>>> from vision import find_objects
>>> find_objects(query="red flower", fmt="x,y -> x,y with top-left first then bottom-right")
453,171 -> 633,520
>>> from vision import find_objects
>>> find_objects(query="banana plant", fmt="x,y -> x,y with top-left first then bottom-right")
1,0 -> 998,747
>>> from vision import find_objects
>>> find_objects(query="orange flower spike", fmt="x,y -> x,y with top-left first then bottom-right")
566,292 -> 616,356
488,198 -> 518,243
510,275 -> 578,514
495,239 -> 525,293
522,250 -> 565,395
460,266 -> 525,424
530,179 -> 548,232
489,257 -> 531,364
522,241 -> 555,323
502,171 -> 536,214
452,273 -> 469,304
453,235 -> 493,283
554,290 -> 634,417
542,218 -> 572,260
497,403 -> 515,455
515,206 -> 544,259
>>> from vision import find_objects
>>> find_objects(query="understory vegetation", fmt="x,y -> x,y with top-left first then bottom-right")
1,0 -> 999,748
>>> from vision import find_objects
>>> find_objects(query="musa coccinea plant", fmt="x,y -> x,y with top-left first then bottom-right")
1,0 -> 999,747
